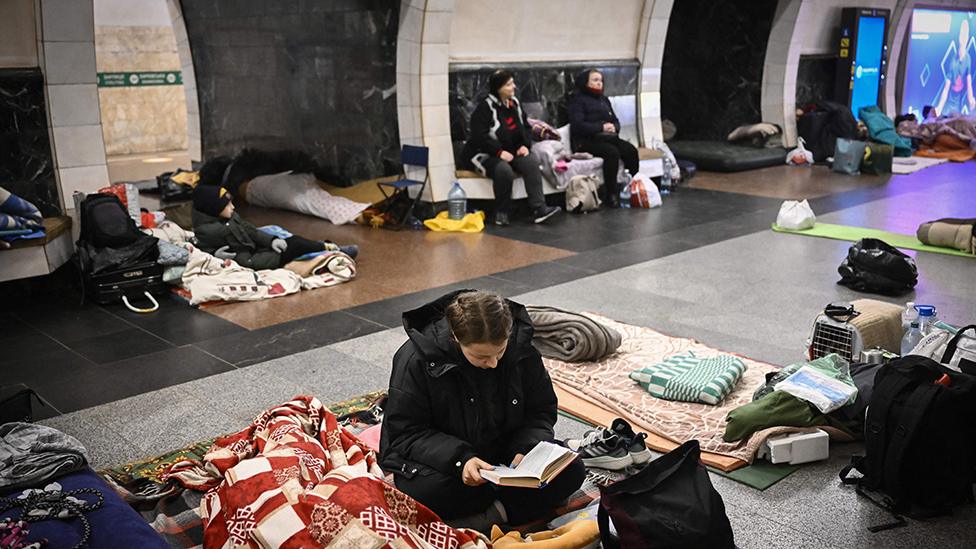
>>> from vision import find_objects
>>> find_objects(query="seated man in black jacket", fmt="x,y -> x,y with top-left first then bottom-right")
460,70 -> 561,226
380,290 -> 585,534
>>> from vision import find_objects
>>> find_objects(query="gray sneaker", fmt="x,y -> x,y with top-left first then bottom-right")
494,212 -> 510,226
566,429 -> 633,470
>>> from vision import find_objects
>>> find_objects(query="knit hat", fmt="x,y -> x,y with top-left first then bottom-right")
193,185 -> 232,217
488,69 -> 514,97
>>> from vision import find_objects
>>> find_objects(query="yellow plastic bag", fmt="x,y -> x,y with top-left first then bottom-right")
423,210 -> 485,232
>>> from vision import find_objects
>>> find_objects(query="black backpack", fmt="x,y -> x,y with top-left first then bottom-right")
78,193 -> 142,249
837,238 -> 918,296
840,356 -> 976,530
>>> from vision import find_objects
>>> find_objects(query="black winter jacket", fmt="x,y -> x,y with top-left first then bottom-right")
191,209 -> 280,270
567,70 -> 620,149
379,290 -> 557,481
460,94 -> 533,174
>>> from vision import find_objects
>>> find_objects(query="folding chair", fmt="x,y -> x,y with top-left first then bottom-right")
377,144 -> 429,229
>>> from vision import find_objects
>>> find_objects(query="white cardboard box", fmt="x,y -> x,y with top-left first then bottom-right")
758,429 -> 829,465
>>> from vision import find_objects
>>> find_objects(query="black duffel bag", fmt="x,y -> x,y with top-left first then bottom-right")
598,440 -> 735,548
837,238 -> 918,296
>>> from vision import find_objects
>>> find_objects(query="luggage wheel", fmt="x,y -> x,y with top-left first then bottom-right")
122,292 -> 159,313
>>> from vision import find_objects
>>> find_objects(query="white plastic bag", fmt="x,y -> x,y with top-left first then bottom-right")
775,365 -> 858,414
628,173 -> 662,208
786,137 -> 814,166
775,199 -> 816,230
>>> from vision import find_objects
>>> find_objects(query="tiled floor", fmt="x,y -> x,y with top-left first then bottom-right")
5,161 -> 976,547
685,163 -> 890,199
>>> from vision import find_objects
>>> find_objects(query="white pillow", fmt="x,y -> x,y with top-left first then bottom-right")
557,124 -> 571,144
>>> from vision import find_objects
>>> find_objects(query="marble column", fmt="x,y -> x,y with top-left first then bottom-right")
0,69 -> 59,216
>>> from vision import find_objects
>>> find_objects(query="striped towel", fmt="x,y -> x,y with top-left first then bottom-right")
629,352 -> 746,405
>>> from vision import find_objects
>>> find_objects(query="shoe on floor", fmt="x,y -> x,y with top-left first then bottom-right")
339,244 -> 359,260
608,418 -> 652,465
532,205 -> 562,224
566,429 -> 632,470
605,194 -> 620,209
494,212 -> 510,226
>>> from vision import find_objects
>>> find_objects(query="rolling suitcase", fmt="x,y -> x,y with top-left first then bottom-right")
84,259 -> 165,312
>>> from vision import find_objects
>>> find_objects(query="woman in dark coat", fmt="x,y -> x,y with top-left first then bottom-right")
460,70 -> 561,226
379,290 -> 585,533
567,69 -> 640,207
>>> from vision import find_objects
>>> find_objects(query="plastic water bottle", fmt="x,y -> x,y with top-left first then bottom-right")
447,181 -> 467,220
660,158 -> 672,196
915,305 -> 937,335
901,321 -> 924,355
901,302 -> 917,332
619,170 -> 632,208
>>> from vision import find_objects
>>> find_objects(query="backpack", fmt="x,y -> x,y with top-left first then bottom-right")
839,356 -> 976,529
566,175 -> 602,213
837,238 -> 918,296
78,193 -> 143,249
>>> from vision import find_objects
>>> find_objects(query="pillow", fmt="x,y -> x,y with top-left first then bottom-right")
557,124 -> 571,145
527,118 -> 561,141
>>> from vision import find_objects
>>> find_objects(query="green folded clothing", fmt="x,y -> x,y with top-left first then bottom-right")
630,351 -> 746,405
724,391 -> 826,442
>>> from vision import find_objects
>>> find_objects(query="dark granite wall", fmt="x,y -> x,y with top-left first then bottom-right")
0,69 -> 59,216
660,0 -> 778,141
796,55 -> 838,108
180,0 -> 400,185
449,62 -> 639,161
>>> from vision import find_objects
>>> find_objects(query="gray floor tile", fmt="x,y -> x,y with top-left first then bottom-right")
246,346 -> 391,405
328,328 -> 408,369
553,414 -> 592,442
81,386 -> 242,460
38,409 -> 143,470
725,502 -> 840,549
177,367 -> 308,424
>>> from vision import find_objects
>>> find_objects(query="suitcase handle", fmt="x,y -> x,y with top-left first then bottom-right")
122,292 -> 159,313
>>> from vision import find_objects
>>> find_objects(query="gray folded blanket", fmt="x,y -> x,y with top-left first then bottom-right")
0,422 -> 89,490
526,305 -> 622,362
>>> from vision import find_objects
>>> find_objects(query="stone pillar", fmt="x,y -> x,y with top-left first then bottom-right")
398,0 -> 455,202
38,0 -> 110,209
760,0 -> 804,147
166,0 -> 201,162
635,0 -> 673,146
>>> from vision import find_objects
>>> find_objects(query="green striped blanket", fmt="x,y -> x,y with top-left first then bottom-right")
629,351 -> 746,405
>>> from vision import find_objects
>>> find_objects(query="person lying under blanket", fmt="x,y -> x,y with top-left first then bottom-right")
380,290 -> 586,535
191,185 -> 358,269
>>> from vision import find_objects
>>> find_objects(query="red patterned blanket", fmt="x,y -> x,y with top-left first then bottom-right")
165,396 -> 487,548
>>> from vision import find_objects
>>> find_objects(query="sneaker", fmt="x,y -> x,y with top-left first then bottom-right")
566,429 -> 633,470
607,418 -> 652,465
494,212 -> 510,226
339,244 -> 359,260
532,205 -> 561,224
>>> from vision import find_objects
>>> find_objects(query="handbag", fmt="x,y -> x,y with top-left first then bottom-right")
909,325 -> 976,375
597,440 -> 735,548
832,138 -> 867,175
861,143 -> 893,175
0,384 -> 49,424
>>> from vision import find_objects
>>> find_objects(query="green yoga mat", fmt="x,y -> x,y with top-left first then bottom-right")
709,460 -> 799,491
772,222 -> 975,258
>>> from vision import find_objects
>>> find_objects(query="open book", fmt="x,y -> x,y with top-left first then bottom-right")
480,441 -> 577,488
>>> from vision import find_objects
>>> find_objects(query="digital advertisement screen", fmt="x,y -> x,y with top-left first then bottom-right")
850,15 -> 886,118
902,9 -> 976,117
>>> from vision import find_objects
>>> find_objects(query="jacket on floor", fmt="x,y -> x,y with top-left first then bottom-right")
379,290 -> 558,480
191,209 -> 280,270
567,70 -> 620,149
461,94 -> 533,175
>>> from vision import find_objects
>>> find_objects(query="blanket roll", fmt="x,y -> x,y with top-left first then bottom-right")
917,217 -> 976,254
526,305 -> 621,362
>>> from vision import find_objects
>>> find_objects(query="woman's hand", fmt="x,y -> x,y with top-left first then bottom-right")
516,146 -> 529,157
462,457 -> 494,486
510,453 -> 525,467
602,122 -> 616,133
499,150 -> 515,162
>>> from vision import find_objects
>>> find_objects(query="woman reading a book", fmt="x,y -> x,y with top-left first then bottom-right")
380,290 -> 586,534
